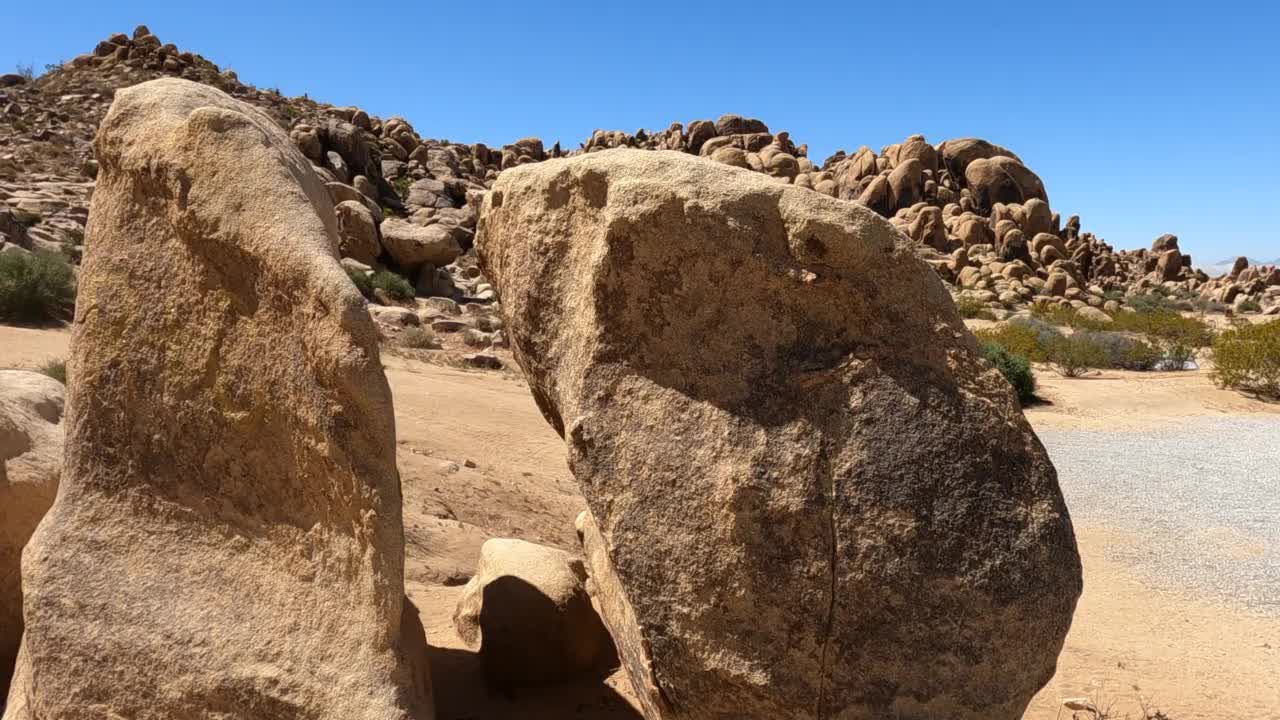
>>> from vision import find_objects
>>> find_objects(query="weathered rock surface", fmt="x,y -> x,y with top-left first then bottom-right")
381,217 -> 464,268
3,78 -> 431,719
0,371 -> 64,697
452,538 -> 617,688
477,149 -> 1081,720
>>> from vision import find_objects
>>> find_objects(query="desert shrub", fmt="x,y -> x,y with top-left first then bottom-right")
1107,309 -> 1212,369
1046,334 -> 1108,377
955,296 -> 996,320
1030,304 -> 1078,327
1192,296 -> 1228,314
979,341 -> 1036,405
976,324 -> 1046,362
38,358 -> 67,384
15,63 -> 35,81
345,266 -> 373,299
1211,320 -> 1280,397
1236,298 -> 1263,314
371,270 -> 415,301
0,251 -> 77,322
1074,330 -> 1163,371
1126,291 -> 1180,314
393,175 -> 413,199
400,327 -> 437,349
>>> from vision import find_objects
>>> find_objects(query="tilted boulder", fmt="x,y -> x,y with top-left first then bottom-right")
452,538 -> 617,688
3,78 -> 432,720
0,371 -> 64,696
477,149 -> 1082,720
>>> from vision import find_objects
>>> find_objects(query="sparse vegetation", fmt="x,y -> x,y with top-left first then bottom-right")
1046,333 -> 1109,377
1211,319 -> 1280,398
0,251 -> 77,322
400,327 -> 437,349
14,62 -> 35,81
1236,298 -> 1262,314
393,175 -> 413,200
370,270 -> 415,301
1074,330 -> 1163,371
37,358 -> 67,384
978,341 -> 1036,405
345,266 -> 374,299
955,296 -> 996,320
974,319 -> 1057,362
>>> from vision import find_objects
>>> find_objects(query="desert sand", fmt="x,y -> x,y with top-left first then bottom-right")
4,325 -> 1277,719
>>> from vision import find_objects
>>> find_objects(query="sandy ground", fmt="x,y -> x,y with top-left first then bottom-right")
3,324 -> 1277,719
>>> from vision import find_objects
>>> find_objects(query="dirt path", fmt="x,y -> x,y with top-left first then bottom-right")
4,325 -> 1276,719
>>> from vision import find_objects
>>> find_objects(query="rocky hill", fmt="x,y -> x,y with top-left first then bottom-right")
2,26 -> 1277,320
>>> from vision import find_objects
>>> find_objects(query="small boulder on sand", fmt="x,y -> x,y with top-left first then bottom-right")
453,538 -> 617,688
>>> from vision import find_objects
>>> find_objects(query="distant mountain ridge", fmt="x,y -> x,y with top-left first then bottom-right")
1200,256 -> 1280,276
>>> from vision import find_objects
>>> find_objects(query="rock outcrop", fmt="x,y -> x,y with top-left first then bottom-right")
477,150 -> 1082,720
0,371 -> 64,696
3,78 -> 431,719
452,538 -> 617,688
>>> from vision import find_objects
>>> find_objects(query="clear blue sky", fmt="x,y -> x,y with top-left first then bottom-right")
7,0 -> 1278,262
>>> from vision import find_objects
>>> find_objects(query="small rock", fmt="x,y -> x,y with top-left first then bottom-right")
462,353 -> 502,370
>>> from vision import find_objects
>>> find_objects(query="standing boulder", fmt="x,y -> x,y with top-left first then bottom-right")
452,538 -> 617,688
3,78 -> 432,720
477,149 -> 1081,720
1156,248 -> 1184,281
0,371 -> 64,697
334,199 -> 382,265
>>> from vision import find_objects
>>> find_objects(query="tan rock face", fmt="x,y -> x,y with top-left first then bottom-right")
478,149 -> 1081,720
452,537 -> 617,688
0,371 -> 64,697
4,78 -> 432,720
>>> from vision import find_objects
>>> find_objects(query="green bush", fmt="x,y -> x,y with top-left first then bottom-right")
1126,292 -> 1175,314
1046,334 -> 1108,377
979,341 -> 1036,405
1237,298 -> 1263,314
371,271 -> 415,301
1212,320 -> 1280,397
38,358 -> 67,384
1106,308 -> 1212,369
0,251 -> 77,322
974,319 -> 1061,363
955,296 -> 996,320
1030,304 -> 1079,328
345,267 -> 373,299
1074,330 -> 1163,371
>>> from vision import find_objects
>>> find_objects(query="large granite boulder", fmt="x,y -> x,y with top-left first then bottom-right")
477,149 -> 1081,720
0,371 -> 64,697
3,78 -> 432,720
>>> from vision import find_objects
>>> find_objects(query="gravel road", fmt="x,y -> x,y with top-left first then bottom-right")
1038,415 -> 1280,616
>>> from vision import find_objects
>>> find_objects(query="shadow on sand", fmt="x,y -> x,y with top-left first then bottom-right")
426,643 -> 641,720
